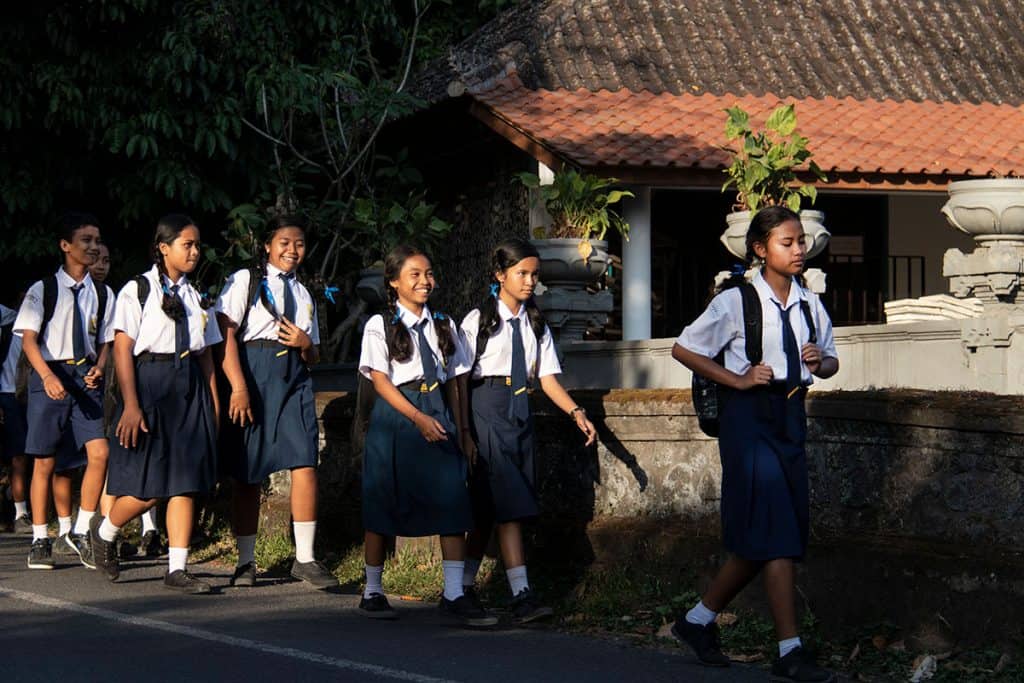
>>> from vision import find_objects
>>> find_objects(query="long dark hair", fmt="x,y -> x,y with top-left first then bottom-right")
713,206 -> 805,298
474,238 -> 548,364
253,214 -> 307,318
382,244 -> 455,365
151,213 -> 195,322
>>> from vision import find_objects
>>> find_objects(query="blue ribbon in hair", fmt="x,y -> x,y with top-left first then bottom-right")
489,283 -> 499,298
433,311 -> 446,321
261,279 -> 278,313
323,285 -> 339,305
391,311 -> 402,325
730,263 -> 747,277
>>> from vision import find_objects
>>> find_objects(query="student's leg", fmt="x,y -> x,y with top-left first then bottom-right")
702,555 -> 763,612
51,471 -> 74,537
362,531 -> 388,597
438,533 -> 466,601
99,477 -> 115,517
10,454 -> 28,506
92,495 -> 155,580
161,495 -> 210,593
29,456 -> 55,533
231,480 -> 261,569
289,467 -> 324,567
763,558 -> 798,640
74,437 -> 109,534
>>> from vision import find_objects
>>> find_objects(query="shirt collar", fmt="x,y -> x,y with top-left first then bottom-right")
55,267 -> 91,288
148,264 -> 187,288
752,270 -> 805,309
396,302 -> 431,329
497,298 -> 528,323
266,262 -> 292,279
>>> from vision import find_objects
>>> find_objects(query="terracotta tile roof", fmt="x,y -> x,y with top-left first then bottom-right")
418,0 -> 1024,105
473,82 -> 1024,178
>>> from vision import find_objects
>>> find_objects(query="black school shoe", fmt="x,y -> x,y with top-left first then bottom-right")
139,530 -> 167,558
230,562 -> 256,587
439,594 -> 499,627
671,619 -> 731,667
509,588 -> 554,624
14,514 -> 33,535
27,538 -> 54,569
290,559 -> 339,590
164,569 -> 212,594
89,515 -> 119,582
770,647 -> 835,682
55,533 -> 79,557
462,586 -> 484,611
358,593 -> 398,620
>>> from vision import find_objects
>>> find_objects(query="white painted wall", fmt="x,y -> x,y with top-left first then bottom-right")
888,194 -> 975,298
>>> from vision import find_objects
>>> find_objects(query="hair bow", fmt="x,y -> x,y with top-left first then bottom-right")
261,279 -> 278,311
730,263 -> 747,277
489,283 -> 500,298
323,285 -> 339,305
433,311 -> 446,321
391,311 -> 402,325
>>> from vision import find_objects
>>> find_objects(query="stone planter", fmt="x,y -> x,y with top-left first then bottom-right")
531,238 -> 613,343
721,210 -> 831,260
531,238 -> 610,288
355,266 -> 386,312
941,178 -> 1024,243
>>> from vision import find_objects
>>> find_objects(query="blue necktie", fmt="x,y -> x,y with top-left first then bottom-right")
508,318 -> 530,423
170,285 -> 189,368
278,272 -> 297,321
414,320 -> 438,385
776,302 -> 802,393
70,284 -> 87,367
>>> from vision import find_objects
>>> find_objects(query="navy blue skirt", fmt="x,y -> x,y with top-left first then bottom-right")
107,355 -> 217,499
228,343 -> 318,484
362,385 -> 473,537
469,380 -> 538,523
717,386 -> 809,561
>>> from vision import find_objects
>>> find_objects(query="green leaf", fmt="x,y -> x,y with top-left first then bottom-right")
766,104 -> 797,136
785,194 -> 801,212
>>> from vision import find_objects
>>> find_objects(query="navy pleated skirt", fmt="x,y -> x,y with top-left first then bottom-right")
362,385 -> 473,538
227,343 -> 318,484
717,385 -> 809,561
469,380 -> 538,523
107,355 -> 217,499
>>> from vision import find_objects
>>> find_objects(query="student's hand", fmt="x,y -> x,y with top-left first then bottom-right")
229,388 -> 254,427
277,317 -> 312,350
116,404 -> 149,449
412,411 -> 447,443
801,343 -> 822,374
574,411 -> 597,447
83,365 -> 104,389
460,430 -> 478,469
735,363 -> 773,390
42,373 -> 67,400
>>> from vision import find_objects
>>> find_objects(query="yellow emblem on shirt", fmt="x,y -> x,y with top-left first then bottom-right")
89,316 -> 97,334
306,303 -> 313,320
201,311 -> 208,330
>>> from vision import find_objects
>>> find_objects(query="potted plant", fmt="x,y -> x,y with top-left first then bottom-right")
720,104 -> 830,260
516,168 -> 633,287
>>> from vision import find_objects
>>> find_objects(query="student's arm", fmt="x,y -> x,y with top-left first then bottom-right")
113,331 -> 147,448
217,313 -> 253,426
370,369 -> 447,443
198,347 -> 220,428
455,373 -> 477,468
20,330 -> 67,400
538,374 -> 597,446
84,342 -> 110,390
801,345 -> 839,379
671,343 -> 773,390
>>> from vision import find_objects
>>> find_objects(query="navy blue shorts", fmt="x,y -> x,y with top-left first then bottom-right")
24,363 -> 105,457
0,392 -> 27,461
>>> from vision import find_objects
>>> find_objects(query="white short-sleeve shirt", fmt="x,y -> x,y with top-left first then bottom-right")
112,266 -> 222,355
13,268 -> 115,362
1,304 -> 22,393
215,265 -> 320,344
676,271 -> 837,385
460,300 -> 561,381
359,303 -> 470,385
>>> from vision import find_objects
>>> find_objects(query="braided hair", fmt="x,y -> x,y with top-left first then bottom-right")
151,213 -> 194,322
474,238 -> 548,365
382,244 -> 455,365
252,214 -> 308,318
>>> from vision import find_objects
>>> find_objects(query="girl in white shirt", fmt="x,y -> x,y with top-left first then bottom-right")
459,238 -> 596,623
91,214 -> 221,594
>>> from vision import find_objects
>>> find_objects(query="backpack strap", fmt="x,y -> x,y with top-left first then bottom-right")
0,319 -> 13,366
236,268 -> 264,338
800,299 -> 817,344
37,275 -> 59,343
134,274 -> 152,311
738,282 -> 763,365
93,282 -> 109,348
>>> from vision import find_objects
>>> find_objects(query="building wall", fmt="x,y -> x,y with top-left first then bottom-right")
887,193 -> 975,298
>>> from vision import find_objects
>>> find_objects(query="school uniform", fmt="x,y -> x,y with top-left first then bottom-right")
460,301 -> 561,523
13,269 -> 115,457
215,265 -> 319,484
106,266 -> 221,499
677,271 -> 836,561
0,304 -> 27,462
358,304 -> 474,537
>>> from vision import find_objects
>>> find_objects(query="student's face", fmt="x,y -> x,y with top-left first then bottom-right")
89,245 -> 111,282
159,226 -> 201,275
498,256 -> 540,303
61,225 -> 101,268
753,219 -> 806,277
390,254 -> 435,309
265,227 -> 306,273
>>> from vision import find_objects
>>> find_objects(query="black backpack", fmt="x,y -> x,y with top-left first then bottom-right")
691,282 -> 816,437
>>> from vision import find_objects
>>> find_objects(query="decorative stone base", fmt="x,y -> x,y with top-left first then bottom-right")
535,287 -> 613,343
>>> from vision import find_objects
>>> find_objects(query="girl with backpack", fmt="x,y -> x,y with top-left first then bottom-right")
670,206 -> 838,683
215,215 -> 337,590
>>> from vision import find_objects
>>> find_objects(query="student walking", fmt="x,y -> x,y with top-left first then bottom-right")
1,300 -> 31,534
670,206 -> 838,682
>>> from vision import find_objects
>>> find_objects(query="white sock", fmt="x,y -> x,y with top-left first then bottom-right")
98,518 -> 121,543
441,560 -> 465,601
293,521 -> 316,564
141,509 -> 158,534
32,524 -> 48,541
168,547 -> 188,573
364,564 -> 384,598
506,564 -> 530,597
779,636 -> 802,658
236,534 -> 256,567
686,600 -> 718,626
58,516 -> 73,536
73,507 -> 96,535
463,557 -> 482,588
14,501 -> 28,517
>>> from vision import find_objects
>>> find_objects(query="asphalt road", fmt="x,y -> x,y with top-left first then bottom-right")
0,533 -> 767,682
